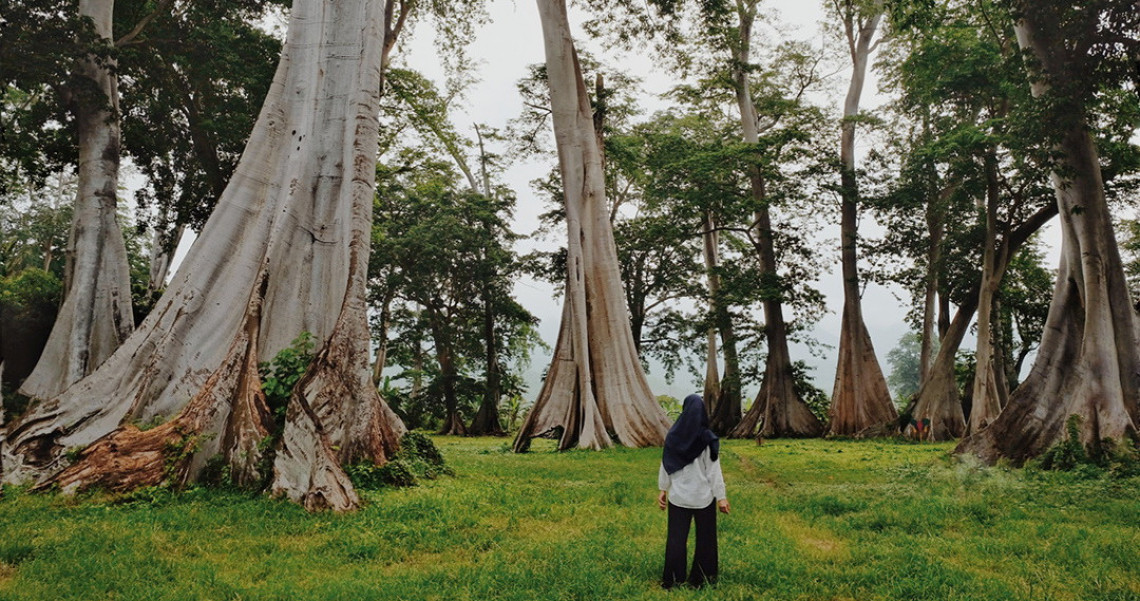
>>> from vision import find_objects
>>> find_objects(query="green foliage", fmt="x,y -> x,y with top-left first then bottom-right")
372,132 -> 539,432
0,268 -> 62,388
1037,415 -> 1140,479
886,331 -> 923,404
258,332 -> 316,423
162,429 -> 207,484
792,361 -> 830,425
0,268 -> 61,316
346,431 -> 453,490
656,395 -> 682,420
1121,220 -> 1140,299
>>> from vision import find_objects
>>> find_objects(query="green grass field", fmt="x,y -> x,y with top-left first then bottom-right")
1,437 -> 1137,601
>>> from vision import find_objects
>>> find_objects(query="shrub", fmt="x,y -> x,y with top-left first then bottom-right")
347,432 -> 452,490
1037,414 -> 1140,478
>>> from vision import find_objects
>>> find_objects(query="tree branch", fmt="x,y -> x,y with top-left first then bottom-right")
115,0 -> 176,47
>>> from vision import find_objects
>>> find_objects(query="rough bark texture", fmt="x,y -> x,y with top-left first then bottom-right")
957,12 -> 1139,463
4,0 -> 404,511
19,0 -> 135,401
827,7 -> 898,436
513,0 -> 670,452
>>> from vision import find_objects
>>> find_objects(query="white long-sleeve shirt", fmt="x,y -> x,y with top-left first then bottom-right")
658,447 -> 727,509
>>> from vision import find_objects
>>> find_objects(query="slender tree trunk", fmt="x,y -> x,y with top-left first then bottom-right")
371,287 -> 394,387
958,13 -> 1139,462
4,0 -> 404,511
469,291 -> 506,436
19,0 -> 135,401
920,187 -> 948,386
967,153 -> 1011,435
513,0 -> 671,451
992,296 -> 1011,405
703,213 -> 740,434
827,8 -> 897,436
938,290 -> 951,338
701,213 -> 722,411
433,327 -> 467,436
146,223 -> 186,304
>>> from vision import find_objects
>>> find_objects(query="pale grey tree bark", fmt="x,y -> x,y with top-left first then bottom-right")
18,0 -> 135,401
957,11 -> 1139,462
513,0 -> 671,451
827,1 -> 898,436
4,0 -> 404,511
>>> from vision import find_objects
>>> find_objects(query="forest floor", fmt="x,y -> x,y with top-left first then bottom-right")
0,436 -> 1137,601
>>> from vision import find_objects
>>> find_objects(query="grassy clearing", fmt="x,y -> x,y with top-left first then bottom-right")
0,436 -> 1138,601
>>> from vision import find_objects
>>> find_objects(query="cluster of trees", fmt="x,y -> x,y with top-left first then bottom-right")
0,0 -> 1137,510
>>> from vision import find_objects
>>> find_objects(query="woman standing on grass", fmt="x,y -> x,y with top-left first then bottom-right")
657,394 -> 730,589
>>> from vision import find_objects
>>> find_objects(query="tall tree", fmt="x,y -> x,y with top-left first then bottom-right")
825,0 -> 898,436
18,0 -> 135,401
4,0 -> 404,511
958,0 -> 1140,463
726,2 -> 824,438
877,0 -> 1059,440
513,0 -> 671,451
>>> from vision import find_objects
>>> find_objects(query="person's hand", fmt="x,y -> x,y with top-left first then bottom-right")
658,490 -> 668,511
718,498 -> 730,514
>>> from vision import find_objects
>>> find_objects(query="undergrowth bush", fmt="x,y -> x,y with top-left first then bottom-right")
1036,414 -> 1140,478
347,431 -> 452,490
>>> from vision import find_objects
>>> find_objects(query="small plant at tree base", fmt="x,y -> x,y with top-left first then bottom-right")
251,332 -> 316,487
199,454 -> 237,489
346,431 -> 453,490
259,332 -> 316,425
1036,414 -> 1140,478
1038,415 -> 1088,471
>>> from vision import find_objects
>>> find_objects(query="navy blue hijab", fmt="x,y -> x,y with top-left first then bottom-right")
662,394 -> 719,474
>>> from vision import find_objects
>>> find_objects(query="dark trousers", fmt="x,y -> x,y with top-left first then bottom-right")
662,501 -> 718,588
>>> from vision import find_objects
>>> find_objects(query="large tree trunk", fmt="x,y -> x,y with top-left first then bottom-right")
4,0 -> 404,511
18,0 -> 135,401
513,0 -> 670,452
827,7 -> 897,436
908,198 -> 1058,441
724,1 -> 821,439
957,14 -> 1139,462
